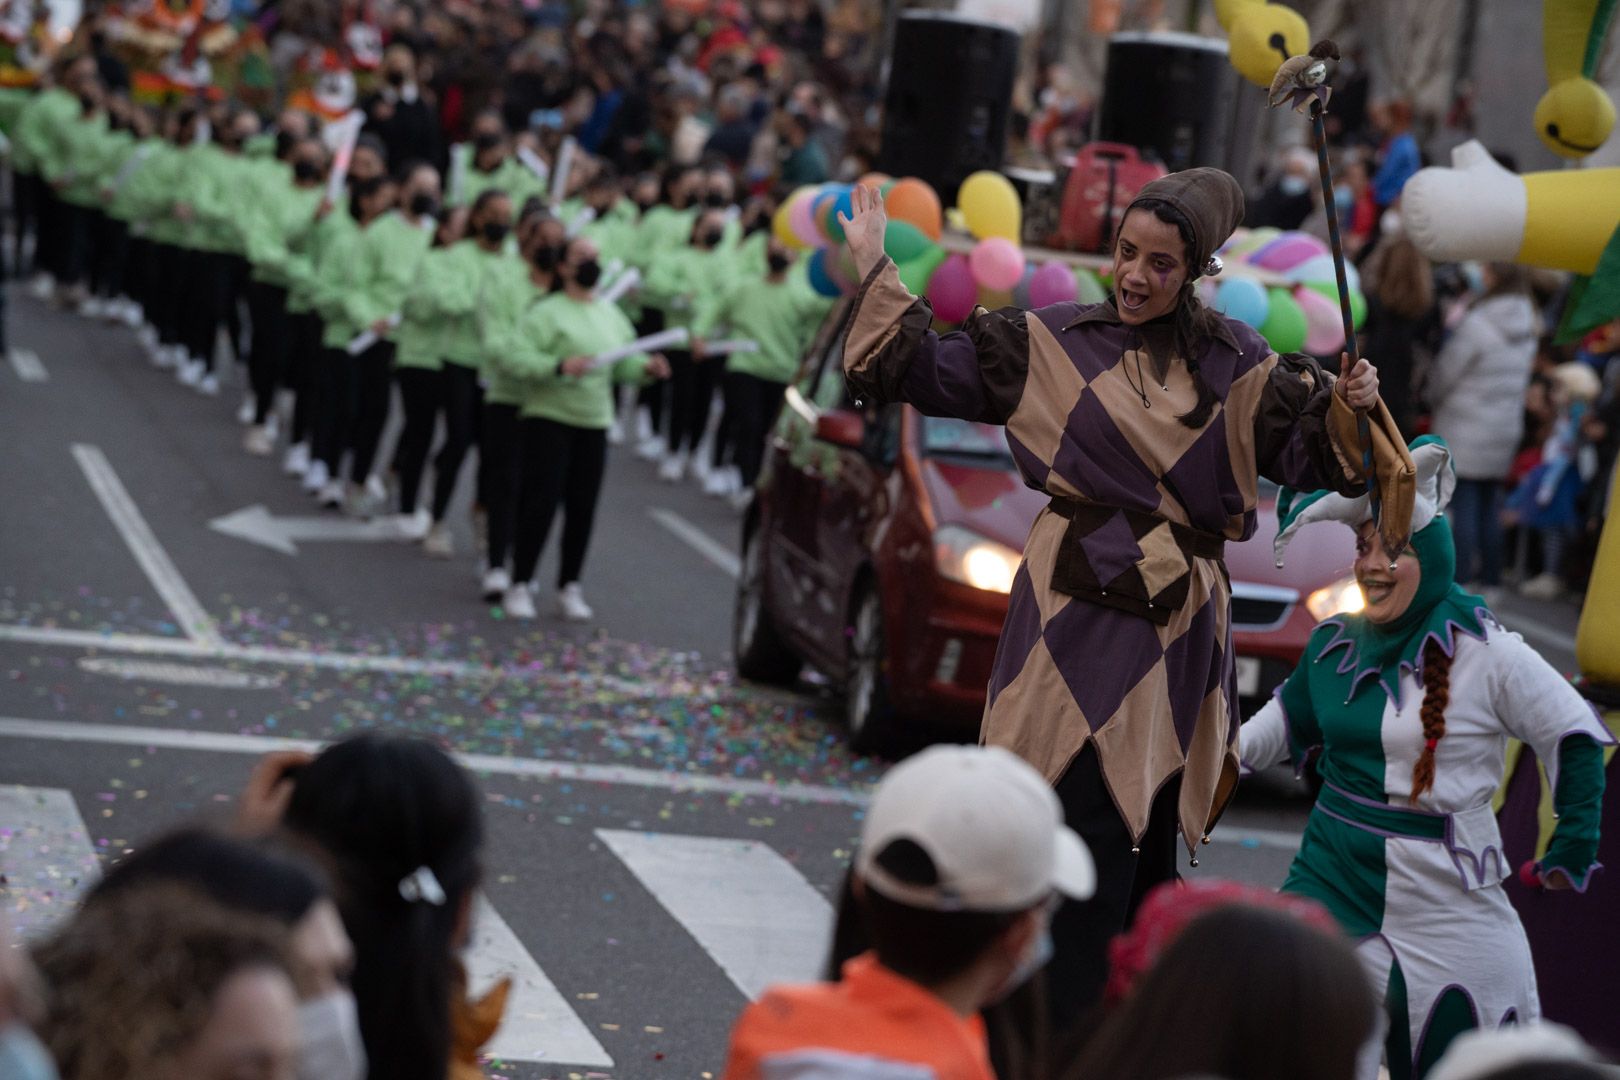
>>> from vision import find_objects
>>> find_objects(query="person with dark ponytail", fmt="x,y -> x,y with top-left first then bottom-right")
1243,437 -> 1612,1080
838,169 -> 1411,1030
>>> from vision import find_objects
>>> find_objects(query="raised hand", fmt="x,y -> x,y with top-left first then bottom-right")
839,184 -> 888,283
1337,352 -> 1380,411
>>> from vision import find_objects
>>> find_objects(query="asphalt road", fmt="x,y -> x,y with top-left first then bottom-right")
0,293 -> 1588,1079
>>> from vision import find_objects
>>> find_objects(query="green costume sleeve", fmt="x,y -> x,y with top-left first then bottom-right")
1277,651 -> 1324,772
1540,733 -> 1607,886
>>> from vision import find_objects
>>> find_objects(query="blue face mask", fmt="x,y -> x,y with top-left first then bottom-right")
0,1025 -> 59,1080
1279,174 -> 1310,198
1333,185 -> 1354,213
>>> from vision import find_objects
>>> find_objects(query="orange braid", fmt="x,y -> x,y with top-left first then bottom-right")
1409,641 -> 1454,803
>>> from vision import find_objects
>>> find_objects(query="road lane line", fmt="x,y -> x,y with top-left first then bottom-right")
598,829 -> 833,999
0,717 -> 872,807
71,444 -> 223,646
467,893 -> 613,1066
1498,612 -> 1579,654
649,507 -> 741,579
8,348 -> 46,382
0,785 -> 98,939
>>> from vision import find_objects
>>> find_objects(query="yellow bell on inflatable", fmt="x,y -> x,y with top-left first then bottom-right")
1217,0 -> 1311,89
1536,77 -> 1617,157
1537,0 -> 1618,157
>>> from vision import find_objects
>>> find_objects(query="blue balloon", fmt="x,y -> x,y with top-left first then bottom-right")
1214,276 -> 1270,328
807,249 -> 843,298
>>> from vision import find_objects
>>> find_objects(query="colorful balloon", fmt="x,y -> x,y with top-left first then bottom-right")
969,237 -> 1025,291
897,246 -> 948,295
1297,286 -> 1347,355
1215,276 -> 1270,327
773,191 -> 812,250
1028,261 -> 1079,307
1286,253 -> 1360,293
789,189 -> 822,248
822,185 -> 855,245
1306,281 -> 1367,329
927,254 -> 978,323
807,248 -> 844,298
1252,232 -> 1330,272
884,178 -> 943,241
883,220 -> 933,264
1075,268 -> 1108,304
1258,287 -> 1308,353
957,171 -> 1022,241
1010,264 -> 1038,309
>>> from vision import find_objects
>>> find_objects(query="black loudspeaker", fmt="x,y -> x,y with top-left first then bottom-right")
1096,31 -> 1261,178
878,13 -> 1020,201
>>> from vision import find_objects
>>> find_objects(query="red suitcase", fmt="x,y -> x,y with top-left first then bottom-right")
1049,142 -> 1167,254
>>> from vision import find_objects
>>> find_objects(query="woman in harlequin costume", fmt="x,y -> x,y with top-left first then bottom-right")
1241,436 -> 1612,1080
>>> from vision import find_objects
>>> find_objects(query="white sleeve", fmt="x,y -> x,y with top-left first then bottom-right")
1239,696 -> 1292,776
1489,626 -> 1617,787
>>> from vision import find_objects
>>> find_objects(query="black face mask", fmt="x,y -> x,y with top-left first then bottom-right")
636,197 -> 658,213
767,252 -> 792,274
704,191 -> 729,208
474,132 -> 503,152
349,177 -> 384,220
409,192 -> 439,217
700,228 -> 723,248
532,244 -> 561,272
572,259 -> 602,288
79,95 -> 96,113
292,160 -> 321,182
386,70 -> 408,88
275,129 -> 297,160
480,220 -> 510,245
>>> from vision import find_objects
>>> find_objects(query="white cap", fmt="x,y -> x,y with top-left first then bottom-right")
856,745 -> 1096,912
1427,1022 -> 1599,1080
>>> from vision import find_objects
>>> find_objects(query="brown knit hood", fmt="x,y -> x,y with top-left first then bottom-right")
1125,168 -> 1246,275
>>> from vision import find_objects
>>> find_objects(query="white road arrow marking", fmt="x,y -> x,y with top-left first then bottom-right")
208,504 -> 405,555
599,829 -> 834,999
8,348 -> 46,381
0,785 -> 98,939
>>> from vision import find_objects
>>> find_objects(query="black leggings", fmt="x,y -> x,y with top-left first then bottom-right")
151,243 -> 188,347
12,168 -> 38,274
245,281 -> 290,424
665,349 -> 719,455
724,372 -> 787,488
635,309 -> 667,436
431,362 -> 483,522
394,366 -> 442,514
1045,743 -> 1181,1031
512,417 -> 607,588
91,215 -> 130,301
346,341 -> 394,485
182,249 -> 232,370
287,312 -> 322,446
482,402 -> 523,571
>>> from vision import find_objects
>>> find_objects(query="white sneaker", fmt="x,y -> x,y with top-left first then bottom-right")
78,297 -> 106,319
364,474 -> 388,504
344,483 -> 384,519
481,566 -> 512,600
658,452 -> 687,483
729,487 -> 754,513
636,435 -> 666,461
691,453 -> 713,484
28,272 -> 54,299
317,478 -> 346,509
302,458 -> 330,493
120,301 -> 143,327
137,324 -> 158,348
635,408 -> 654,443
557,582 -> 594,621
423,522 -> 454,558
1518,572 -> 1563,601
284,442 -> 311,476
392,508 -> 432,541
236,396 -> 256,424
608,417 -> 625,445
177,358 -> 204,386
197,373 -> 220,397
160,345 -> 187,370
503,584 -> 537,619
243,425 -> 275,456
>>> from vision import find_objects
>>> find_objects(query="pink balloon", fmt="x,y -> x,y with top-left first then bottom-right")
789,191 -> 822,248
969,237 -> 1026,291
927,254 -> 979,323
1253,232 -> 1330,272
1027,261 -> 1078,307
1296,286 -> 1346,355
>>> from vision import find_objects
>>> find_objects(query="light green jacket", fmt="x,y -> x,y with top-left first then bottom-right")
492,292 -> 655,429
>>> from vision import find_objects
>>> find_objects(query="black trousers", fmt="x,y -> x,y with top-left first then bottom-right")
431,362 -> 483,522
346,341 -> 394,485
61,203 -> 94,289
481,402 -> 523,571
91,215 -> 130,301
312,348 -> 351,474
512,416 -> 607,588
724,372 -> 787,488
34,181 -> 63,279
151,243 -> 187,346
1045,743 -> 1182,1030
182,249 -> 233,370
635,309 -> 667,436
287,312 -> 322,446
665,349 -> 719,456
126,237 -> 154,314
394,366 -> 442,514
246,281 -> 291,424
12,168 -> 38,273
223,253 -> 249,365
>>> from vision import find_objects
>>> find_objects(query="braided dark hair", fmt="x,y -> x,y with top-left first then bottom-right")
1409,640 -> 1455,802
1124,198 -> 1225,429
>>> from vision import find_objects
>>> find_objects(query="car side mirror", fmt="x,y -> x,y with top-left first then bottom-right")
813,409 -> 866,450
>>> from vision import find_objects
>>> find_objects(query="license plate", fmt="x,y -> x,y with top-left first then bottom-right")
1236,656 -> 1262,697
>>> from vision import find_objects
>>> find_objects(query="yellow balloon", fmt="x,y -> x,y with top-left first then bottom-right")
957,170 -> 1022,241
1212,0 -> 1262,31
1228,3 -> 1310,89
774,188 -> 813,250
1534,77 -> 1616,158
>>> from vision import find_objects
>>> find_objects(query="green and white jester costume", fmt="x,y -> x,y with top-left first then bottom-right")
1240,438 -> 1610,1080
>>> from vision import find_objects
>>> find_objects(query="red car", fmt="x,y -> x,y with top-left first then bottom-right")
734,303 -> 1360,753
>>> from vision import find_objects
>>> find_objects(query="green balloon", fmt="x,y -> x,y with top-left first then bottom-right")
1307,281 -> 1368,329
1259,288 -> 1309,353
1074,267 -> 1108,304
898,246 -> 947,295
883,220 -> 932,264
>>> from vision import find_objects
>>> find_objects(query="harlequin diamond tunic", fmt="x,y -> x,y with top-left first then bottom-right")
842,256 -> 1366,851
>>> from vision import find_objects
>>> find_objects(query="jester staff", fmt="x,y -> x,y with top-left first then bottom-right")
1268,41 -> 1391,562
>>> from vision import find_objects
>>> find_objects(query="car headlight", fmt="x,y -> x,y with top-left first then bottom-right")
1306,576 -> 1365,621
934,525 -> 1020,594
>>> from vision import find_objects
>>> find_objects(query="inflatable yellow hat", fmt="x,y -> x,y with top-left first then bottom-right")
1216,0 -> 1311,89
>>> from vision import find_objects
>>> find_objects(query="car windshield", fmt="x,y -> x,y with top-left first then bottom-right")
922,418 -> 1015,469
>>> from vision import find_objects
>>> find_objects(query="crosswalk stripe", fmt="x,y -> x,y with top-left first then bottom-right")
466,894 -> 614,1067
598,828 -> 833,1000
0,785 -> 99,939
